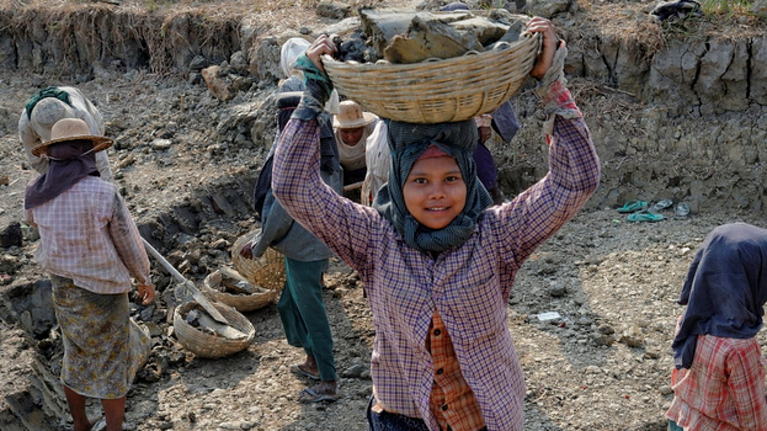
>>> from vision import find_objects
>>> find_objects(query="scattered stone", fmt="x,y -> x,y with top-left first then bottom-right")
620,325 -> 645,348
342,363 -> 367,378
317,0 -> 351,19
151,139 -> 173,151
201,65 -> 235,101
1,222 -> 22,248
547,280 -> 567,297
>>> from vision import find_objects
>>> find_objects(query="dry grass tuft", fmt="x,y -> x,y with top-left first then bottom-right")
568,76 -> 646,137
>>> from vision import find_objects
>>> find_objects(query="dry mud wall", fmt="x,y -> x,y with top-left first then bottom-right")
506,32 -> 767,214
1,6 -> 766,212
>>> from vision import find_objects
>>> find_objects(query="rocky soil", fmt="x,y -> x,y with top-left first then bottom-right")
0,0 -> 766,430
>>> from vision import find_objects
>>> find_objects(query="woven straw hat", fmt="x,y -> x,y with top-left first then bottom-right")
31,118 -> 113,157
333,100 -> 377,129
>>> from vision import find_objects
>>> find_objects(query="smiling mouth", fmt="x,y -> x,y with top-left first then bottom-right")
426,207 -> 449,211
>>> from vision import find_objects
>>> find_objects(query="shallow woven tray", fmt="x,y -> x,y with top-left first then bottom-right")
202,268 -> 279,312
231,231 -> 287,291
173,301 -> 255,359
323,32 -> 540,123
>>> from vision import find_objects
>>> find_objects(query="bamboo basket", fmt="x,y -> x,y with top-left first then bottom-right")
322,32 -> 540,123
231,231 -> 287,291
173,301 -> 255,358
201,268 -> 279,312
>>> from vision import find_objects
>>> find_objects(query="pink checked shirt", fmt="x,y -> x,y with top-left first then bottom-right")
25,176 -> 151,294
666,334 -> 767,431
273,94 -> 599,431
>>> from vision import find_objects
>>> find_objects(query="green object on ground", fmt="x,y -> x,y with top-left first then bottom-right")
627,211 -> 665,222
617,200 -> 647,213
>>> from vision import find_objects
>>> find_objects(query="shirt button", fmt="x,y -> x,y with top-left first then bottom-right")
441,404 -> 448,411
434,329 -> 441,336
437,368 -> 444,375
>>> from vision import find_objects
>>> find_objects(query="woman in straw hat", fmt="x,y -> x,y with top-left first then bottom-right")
24,118 -> 155,431
272,17 -> 599,431
332,100 -> 380,188
19,86 -> 113,182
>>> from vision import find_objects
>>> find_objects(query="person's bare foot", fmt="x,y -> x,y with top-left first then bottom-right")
290,354 -> 320,380
75,415 -> 103,431
290,363 -> 320,380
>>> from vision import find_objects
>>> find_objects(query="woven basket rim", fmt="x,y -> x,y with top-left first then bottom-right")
322,33 -> 541,123
173,300 -> 255,358
202,269 -> 278,312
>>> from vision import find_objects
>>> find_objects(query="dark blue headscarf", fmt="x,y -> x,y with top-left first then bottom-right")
373,120 -> 492,253
672,223 -> 767,369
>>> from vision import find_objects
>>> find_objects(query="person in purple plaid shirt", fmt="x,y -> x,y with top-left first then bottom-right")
24,118 -> 155,431
271,17 -> 600,431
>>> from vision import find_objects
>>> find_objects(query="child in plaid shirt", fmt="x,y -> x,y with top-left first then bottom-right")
272,18 -> 600,431
667,223 -> 767,431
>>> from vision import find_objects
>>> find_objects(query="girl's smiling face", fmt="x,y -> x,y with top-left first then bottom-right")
403,155 -> 467,230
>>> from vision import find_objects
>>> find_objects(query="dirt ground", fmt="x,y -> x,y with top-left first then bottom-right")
1,0 -> 767,430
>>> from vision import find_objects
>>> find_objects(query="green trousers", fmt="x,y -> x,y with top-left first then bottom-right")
277,257 -> 337,381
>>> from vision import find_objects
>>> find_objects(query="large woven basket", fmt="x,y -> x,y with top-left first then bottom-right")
201,268 -> 279,312
231,231 -> 286,291
173,301 -> 255,359
323,33 -> 540,123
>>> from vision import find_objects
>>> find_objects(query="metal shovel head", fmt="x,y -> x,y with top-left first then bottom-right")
141,237 -> 230,324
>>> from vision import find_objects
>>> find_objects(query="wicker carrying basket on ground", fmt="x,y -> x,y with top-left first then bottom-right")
201,268 -> 279,312
231,230 -> 287,291
173,301 -> 255,358
322,32 -> 540,123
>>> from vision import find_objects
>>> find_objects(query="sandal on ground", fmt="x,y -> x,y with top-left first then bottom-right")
89,416 -> 106,431
627,210 -> 665,222
616,200 -> 647,213
673,202 -> 690,218
649,199 -> 673,213
298,387 -> 339,404
290,364 -> 320,381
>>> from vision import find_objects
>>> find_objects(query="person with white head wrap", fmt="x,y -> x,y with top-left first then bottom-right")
19,86 -> 113,182
279,37 -> 339,114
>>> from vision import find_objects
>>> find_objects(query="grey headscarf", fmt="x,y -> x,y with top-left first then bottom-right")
373,120 -> 493,253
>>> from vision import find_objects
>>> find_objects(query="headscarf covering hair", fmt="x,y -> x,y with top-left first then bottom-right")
24,140 -> 99,209
373,120 -> 492,253
280,37 -> 311,80
25,87 -> 72,120
671,222 -> 767,369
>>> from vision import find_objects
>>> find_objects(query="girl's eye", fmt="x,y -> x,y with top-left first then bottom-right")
446,176 -> 461,182
413,178 -> 427,185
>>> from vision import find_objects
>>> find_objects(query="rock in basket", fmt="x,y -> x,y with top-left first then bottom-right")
173,301 -> 255,358
202,267 -> 279,313
322,33 -> 540,123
